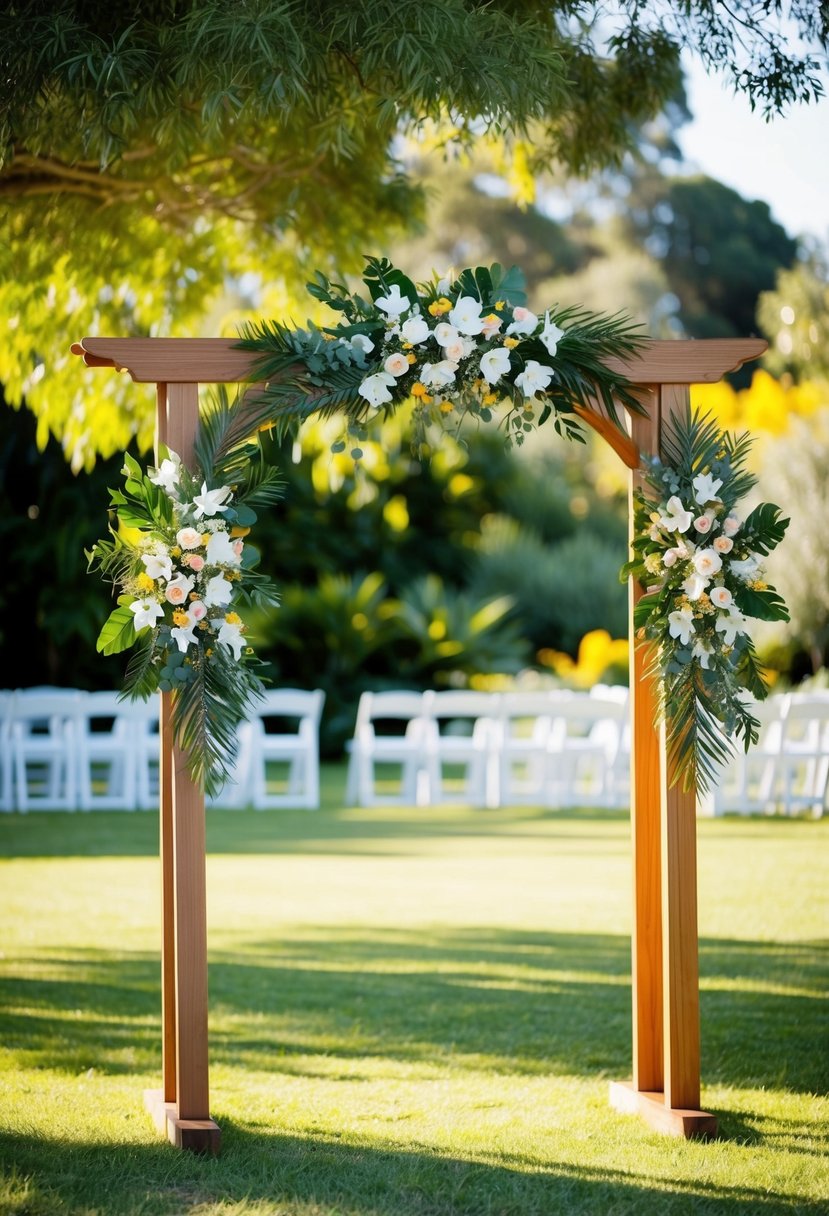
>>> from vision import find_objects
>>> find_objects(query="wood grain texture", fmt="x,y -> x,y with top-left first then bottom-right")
627,392 -> 664,1094
659,383 -> 702,1113
609,1082 -> 717,1139
71,336 -> 767,385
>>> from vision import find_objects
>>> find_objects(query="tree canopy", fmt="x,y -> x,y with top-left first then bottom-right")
1,0 -> 826,465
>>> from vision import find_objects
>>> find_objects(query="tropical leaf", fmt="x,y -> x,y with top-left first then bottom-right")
96,605 -> 137,655
733,583 -> 790,621
742,501 -> 790,554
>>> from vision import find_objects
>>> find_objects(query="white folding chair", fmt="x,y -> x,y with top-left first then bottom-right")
777,693 -> 829,817
345,691 -> 429,807
546,693 -> 627,808
422,690 -> 500,807
247,689 -> 325,810
497,691 -> 565,806
705,695 -> 788,816
0,691 -> 15,812
134,699 -> 162,810
75,691 -> 148,811
11,689 -> 82,811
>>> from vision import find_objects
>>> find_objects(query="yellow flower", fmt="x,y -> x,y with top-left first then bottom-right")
201,534 -> 210,545
225,611 -> 242,625
406,353 -> 417,364
230,525 -> 250,538
171,546 -> 181,557
428,297 -> 453,316
439,401 -> 454,414
402,342 -> 413,350
495,300 -> 506,310
504,337 -> 519,349
172,609 -> 189,626
411,382 -> 429,398
483,392 -> 497,406
136,572 -> 154,592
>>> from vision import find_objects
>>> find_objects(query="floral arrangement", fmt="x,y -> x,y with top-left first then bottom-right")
237,257 -> 647,453
625,408 -> 789,792
88,391 -> 281,794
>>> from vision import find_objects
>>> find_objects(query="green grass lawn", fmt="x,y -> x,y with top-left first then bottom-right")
1,765 -> 827,1216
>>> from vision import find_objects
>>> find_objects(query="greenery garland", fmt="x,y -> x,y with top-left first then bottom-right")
87,391 -> 282,796
237,256 -> 647,453
624,408 -> 789,794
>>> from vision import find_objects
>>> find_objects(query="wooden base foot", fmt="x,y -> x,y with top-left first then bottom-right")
144,1089 -> 221,1155
609,1081 -> 717,1139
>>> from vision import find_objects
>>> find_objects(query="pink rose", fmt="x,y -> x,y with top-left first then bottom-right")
723,515 -> 741,537
713,536 -> 733,554
710,586 -> 733,609
184,554 -> 205,571
189,600 -> 207,621
165,573 -> 194,605
694,515 -> 712,533
176,527 -> 202,550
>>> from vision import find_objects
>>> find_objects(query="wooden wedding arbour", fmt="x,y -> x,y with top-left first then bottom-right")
71,334 -> 766,1153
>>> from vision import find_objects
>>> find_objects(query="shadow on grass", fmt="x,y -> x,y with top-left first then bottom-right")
1,1121 -> 827,1216
1,928 -> 826,1094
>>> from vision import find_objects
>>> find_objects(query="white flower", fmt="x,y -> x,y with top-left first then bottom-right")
715,610 -> 748,645
401,316 -> 430,345
506,306 -> 539,336
730,554 -> 761,580
539,312 -> 565,356
420,360 -> 458,388
203,574 -> 234,607
692,472 -> 723,505
682,573 -> 709,600
668,607 -> 695,644
659,495 -> 693,534
171,623 -> 198,653
443,336 -> 474,363
176,527 -> 202,550
149,457 -> 180,494
693,548 -> 723,578
663,548 -> 680,568
435,273 -> 453,295
217,619 -> 245,660
383,352 -> 411,378
142,550 -> 173,582
129,598 -> 165,632
192,482 -> 233,519
481,312 -> 502,338
448,296 -> 484,336
723,514 -> 741,537
349,334 -> 375,356
692,639 -> 712,668
514,359 -> 554,397
375,284 -> 411,320
358,371 -> 396,408
206,530 -> 242,567
434,322 -> 460,347
165,572 -> 194,605
709,585 -> 733,609
188,600 -> 207,621
480,346 -> 512,385
713,535 -> 734,554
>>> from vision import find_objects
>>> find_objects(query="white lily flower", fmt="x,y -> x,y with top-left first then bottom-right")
692,472 -> 723,505
358,371 -> 396,408
349,334 -> 375,356
192,482 -> 233,519
149,457 -> 180,494
658,495 -> 693,534
448,295 -> 485,336
401,316 -> 430,344
217,619 -> 245,660
375,284 -> 411,320
130,598 -> 165,632
715,610 -> 748,645
691,639 -> 712,668
539,312 -> 565,356
514,359 -> 553,397
142,550 -> 173,581
203,574 -> 234,607
480,347 -> 512,385
682,573 -> 709,600
506,306 -> 539,336
668,607 -> 695,645
171,623 -> 198,653
206,530 -> 242,567
420,360 -> 458,388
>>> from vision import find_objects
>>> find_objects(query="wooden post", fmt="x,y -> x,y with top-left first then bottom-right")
143,381 -> 220,1154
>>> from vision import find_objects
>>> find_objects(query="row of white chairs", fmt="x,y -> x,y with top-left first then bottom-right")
346,688 -> 631,809
346,688 -> 829,816
0,688 -> 324,812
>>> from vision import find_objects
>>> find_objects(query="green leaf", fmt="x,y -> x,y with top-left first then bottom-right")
96,605 -> 138,655
742,501 -> 790,554
733,583 -> 790,622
